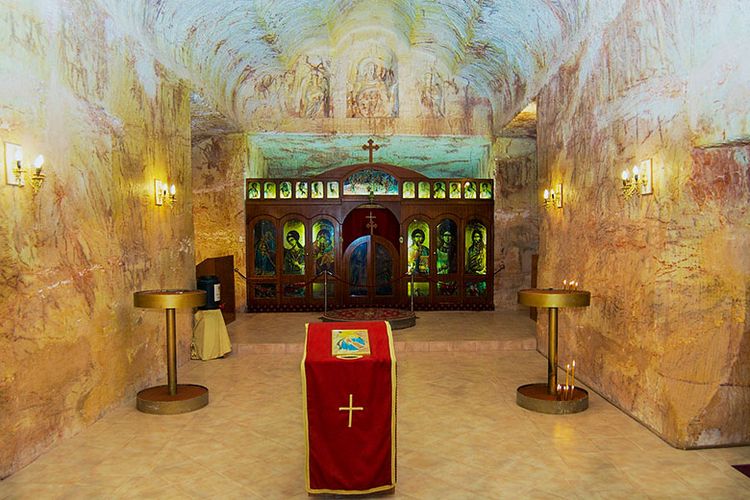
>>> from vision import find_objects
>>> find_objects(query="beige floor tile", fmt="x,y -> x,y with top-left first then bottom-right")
3,311 -> 750,498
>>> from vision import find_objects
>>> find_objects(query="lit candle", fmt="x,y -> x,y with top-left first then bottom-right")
571,360 -> 576,389
621,169 -> 629,182
632,165 -> 640,180
543,189 -> 550,200
557,383 -> 562,399
565,363 -> 570,390
563,279 -> 568,289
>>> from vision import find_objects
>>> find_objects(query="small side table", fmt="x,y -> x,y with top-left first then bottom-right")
517,288 -> 591,414
134,289 -> 208,414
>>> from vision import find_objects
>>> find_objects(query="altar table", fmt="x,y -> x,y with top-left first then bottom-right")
301,321 -> 396,494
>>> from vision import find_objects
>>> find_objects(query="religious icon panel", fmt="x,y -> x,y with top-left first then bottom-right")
279,181 -> 292,199
253,283 -> 276,299
327,181 -> 339,198
465,221 -> 487,275
283,220 -> 306,275
311,181 -> 324,198
348,241 -> 368,296
464,181 -> 477,199
312,283 -> 335,299
312,219 -> 335,275
449,182 -> 461,199
433,181 -> 446,199
283,282 -> 306,298
436,218 -> 457,275
407,220 -> 429,275
296,181 -> 308,198
408,282 -> 429,298
343,169 -> 399,195
479,181 -> 492,199
437,280 -> 458,296
375,243 -> 394,296
254,220 -> 276,276
264,182 -> 276,199
418,181 -> 430,199
402,181 -> 415,198
465,280 -> 488,297
248,181 -> 261,199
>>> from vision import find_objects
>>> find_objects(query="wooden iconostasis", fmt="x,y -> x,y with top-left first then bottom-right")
245,163 -> 494,312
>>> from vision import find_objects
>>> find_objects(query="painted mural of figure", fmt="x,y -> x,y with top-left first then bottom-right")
254,231 -> 276,276
298,56 -> 330,118
418,70 -> 445,118
436,223 -> 457,275
408,228 -> 429,274
347,54 -> 398,118
466,229 -> 486,274
283,230 -> 305,275
313,228 -> 334,275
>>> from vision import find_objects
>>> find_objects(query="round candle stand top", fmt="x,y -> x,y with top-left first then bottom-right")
517,288 -> 591,415
134,289 -> 208,415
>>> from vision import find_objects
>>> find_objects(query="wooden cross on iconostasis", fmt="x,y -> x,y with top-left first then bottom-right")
362,139 -> 380,163
366,211 -> 378,235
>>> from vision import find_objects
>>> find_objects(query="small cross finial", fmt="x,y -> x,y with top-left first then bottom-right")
362,139 -> 380,163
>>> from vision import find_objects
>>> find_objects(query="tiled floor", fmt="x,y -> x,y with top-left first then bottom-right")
2,311 -> 749,499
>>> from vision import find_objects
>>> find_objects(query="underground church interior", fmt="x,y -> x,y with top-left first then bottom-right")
1,0 -> 749,497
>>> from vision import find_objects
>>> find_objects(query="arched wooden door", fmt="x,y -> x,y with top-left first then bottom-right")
343,235 -> 400,305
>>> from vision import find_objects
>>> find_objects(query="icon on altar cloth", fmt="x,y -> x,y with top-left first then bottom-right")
332,329 -> 371,358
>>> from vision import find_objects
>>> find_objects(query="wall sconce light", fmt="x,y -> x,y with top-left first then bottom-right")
29,155 -> 45,194
542,183 -> 563,208
4,143 -> 46,194
154,179 -> 176,207
621,159 -> 653,200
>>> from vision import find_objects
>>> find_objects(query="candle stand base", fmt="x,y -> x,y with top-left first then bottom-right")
516,383 -> 588,414
136,384 -> 209,415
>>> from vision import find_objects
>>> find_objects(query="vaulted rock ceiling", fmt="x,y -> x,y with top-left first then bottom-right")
99,0 -> 623,137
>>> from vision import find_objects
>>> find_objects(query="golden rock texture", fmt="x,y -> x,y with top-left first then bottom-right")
492,137 -> 538,308
0,0 -> 194,477
192,134 -> 250,311
536,1 -> 750,448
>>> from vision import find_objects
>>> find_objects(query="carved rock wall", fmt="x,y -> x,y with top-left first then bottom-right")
0,0 -> 193,477
536,0 -> 750,448
192,134 -> 249,311
492,137 -> 538,309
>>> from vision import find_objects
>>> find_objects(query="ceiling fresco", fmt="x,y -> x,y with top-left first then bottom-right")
249,134 -> 491,178
98,1 -> 624,136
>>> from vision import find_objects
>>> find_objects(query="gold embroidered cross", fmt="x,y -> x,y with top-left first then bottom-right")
338,393 -> 364,428
362,139 -> 380,163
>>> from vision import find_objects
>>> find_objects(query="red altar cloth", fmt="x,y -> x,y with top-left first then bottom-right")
302,321 -> 396,494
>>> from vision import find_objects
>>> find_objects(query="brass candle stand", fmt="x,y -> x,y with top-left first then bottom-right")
134,289 -> 208,414
517,288 -> 590,414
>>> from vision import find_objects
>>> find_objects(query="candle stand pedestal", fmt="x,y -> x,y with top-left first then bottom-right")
517,288 -> 591,415
134,289 -> 208,415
